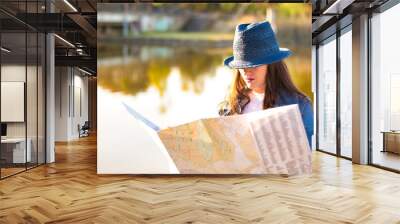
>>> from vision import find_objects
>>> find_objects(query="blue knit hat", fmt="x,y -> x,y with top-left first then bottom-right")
224,21 -> 292,69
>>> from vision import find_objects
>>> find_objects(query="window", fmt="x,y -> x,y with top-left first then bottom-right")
371,3 -> 400,171
339,28 -> 352,158
0,2 -> 46,179
318,36 -> 337,154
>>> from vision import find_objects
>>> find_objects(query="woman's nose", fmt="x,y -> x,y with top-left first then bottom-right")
244,68 -> 255,75
246,67 -> 257,72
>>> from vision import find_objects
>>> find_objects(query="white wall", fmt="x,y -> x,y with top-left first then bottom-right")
54,67 -> 89,141
1,82 -> 25,122
72,73 -> 89,137
55,66 -> 69,141
1,66 -> 25,124
1,64 -> 46,164
1,65 -> 27,138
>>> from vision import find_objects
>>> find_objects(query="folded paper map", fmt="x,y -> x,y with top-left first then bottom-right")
123,103 -> 311,175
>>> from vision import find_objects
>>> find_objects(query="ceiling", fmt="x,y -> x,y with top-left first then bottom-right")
312,0 -> 390,44
0,0 -> 97,74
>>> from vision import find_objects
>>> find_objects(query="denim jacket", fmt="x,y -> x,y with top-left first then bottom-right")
219,91 -> 314,148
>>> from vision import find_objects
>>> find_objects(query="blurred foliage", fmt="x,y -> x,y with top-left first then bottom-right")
276,3 -> 312,17
149,3 -> 310,17
98,46 -> 227,96
147,59 -> 171,96
140,32 -> 233,41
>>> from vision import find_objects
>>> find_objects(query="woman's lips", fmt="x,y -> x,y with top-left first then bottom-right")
245,78 -> 255,83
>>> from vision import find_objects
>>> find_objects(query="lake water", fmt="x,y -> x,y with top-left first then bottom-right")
98,44 -> 311,129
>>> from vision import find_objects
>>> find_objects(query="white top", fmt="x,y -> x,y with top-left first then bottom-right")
242,91 -> 265,114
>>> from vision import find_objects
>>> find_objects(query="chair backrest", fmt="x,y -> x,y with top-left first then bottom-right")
82,121 -> 90,129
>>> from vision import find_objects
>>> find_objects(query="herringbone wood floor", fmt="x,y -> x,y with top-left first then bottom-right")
1,134 -> 400,224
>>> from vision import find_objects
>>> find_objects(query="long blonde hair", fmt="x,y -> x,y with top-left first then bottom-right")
221,61 -> 306,115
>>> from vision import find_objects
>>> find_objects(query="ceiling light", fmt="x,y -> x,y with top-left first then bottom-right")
63,0 -> 78,12
78,67 -> 93,76
1,47 -> 11,53
54,34 -> 75,48
322,0 -> 355,15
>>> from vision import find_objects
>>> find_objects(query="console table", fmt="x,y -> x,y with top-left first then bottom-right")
381,131 -> 400,154
1,138 -> 32,164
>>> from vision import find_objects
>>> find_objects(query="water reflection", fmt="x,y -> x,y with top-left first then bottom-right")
98,44 -> 311,127
98,45 -> 228,96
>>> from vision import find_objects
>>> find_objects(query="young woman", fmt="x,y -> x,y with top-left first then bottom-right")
219,21 -> 313,147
